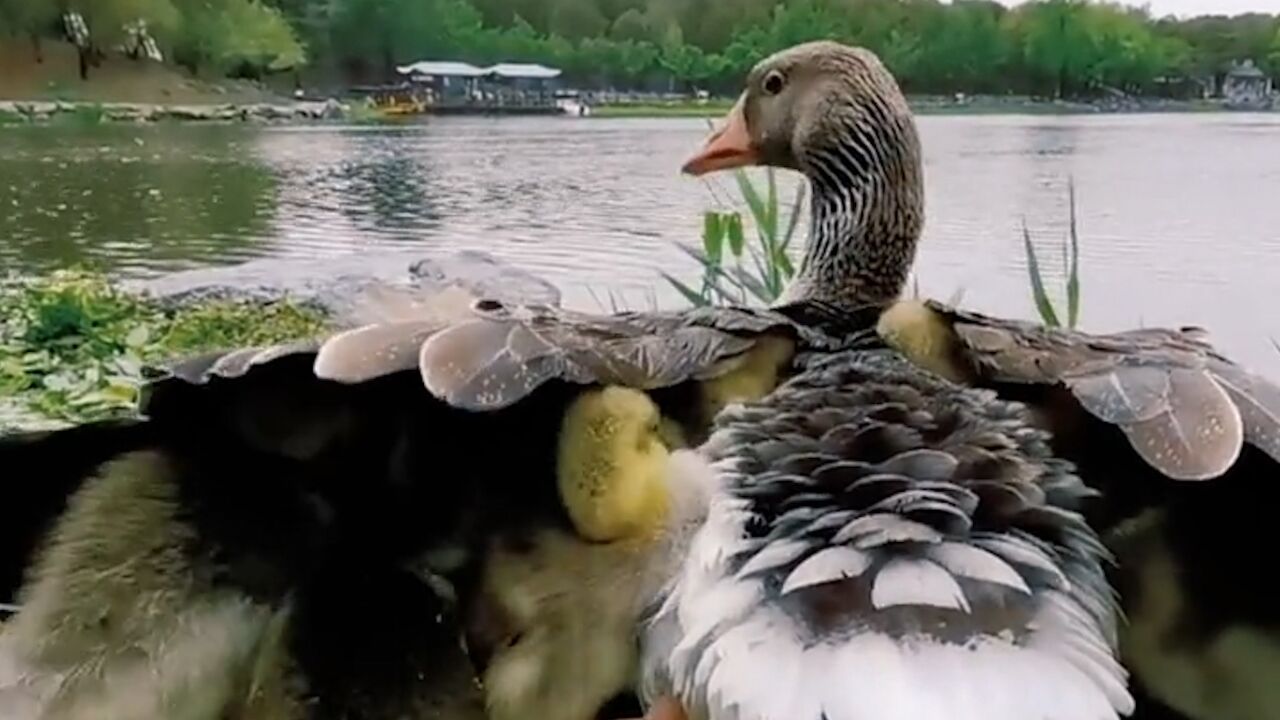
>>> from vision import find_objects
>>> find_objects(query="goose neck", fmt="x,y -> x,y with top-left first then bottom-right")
779,120 -> 924,313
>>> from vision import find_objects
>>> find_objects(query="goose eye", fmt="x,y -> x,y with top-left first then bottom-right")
762,71 -> 786,96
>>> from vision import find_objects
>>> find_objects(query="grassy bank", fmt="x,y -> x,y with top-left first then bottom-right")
0,42 -> 282,106
592,100 -> 734,118
0,269 -> 327,432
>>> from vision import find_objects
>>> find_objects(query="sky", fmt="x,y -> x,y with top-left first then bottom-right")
1001,0 -> 1280,17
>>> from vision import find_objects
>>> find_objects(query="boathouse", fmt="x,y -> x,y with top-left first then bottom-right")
394,60 -> 565,114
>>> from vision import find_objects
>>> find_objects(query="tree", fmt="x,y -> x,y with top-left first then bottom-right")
0,0 -> 60,62
610,8 -> 653,43
169,0 -> 303,76
1014,0 -> 1099,97
1270,25 -> 1280,76
549,0 -> 608,40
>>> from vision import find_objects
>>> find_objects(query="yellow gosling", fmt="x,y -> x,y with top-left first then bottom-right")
698,335 -> 796,424
876,299 -> 973,385
557,386 -> 675,544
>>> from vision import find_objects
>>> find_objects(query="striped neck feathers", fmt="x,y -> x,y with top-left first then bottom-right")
780,104 -> 924,312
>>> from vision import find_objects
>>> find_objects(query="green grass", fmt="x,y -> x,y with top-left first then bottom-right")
0,268 -> 327,431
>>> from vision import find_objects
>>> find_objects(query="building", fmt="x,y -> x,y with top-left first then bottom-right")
1221,59 -> 1273,109
393,61 -> 568,114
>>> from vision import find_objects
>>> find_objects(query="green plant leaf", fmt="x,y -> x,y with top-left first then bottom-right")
775,247 -> 795,278
673,243 -> 750,299
734,169 -> 769,235
1022,221 -> 1061,328
1066,178 -> 1081,330
661,272 -> 710,307
726,213 -> 745,257
702,212 -> 724,264
730,265 -> 774,305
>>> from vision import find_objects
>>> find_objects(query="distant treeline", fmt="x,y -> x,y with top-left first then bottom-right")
2,0 -> 1279,97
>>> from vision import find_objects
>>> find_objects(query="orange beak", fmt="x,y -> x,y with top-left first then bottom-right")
681,95 -> 758,176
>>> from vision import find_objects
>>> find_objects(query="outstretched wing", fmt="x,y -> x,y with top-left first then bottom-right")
307,295 -> 838,412
135,283 -> 842,456
926,299 -> 1280,481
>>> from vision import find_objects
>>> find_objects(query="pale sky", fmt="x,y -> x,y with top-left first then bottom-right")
1001,0 -> 1280,17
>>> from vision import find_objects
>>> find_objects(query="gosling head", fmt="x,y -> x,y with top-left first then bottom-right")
556,386 -> 681,544
683,41 -> 925,308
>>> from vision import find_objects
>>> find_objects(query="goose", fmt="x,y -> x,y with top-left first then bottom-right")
0,281 -> 864,718
662,38 -> 1280,720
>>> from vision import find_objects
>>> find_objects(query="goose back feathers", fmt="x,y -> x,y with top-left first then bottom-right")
640,346 -> 1133,720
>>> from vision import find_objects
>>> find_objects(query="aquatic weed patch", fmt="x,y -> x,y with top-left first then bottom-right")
0,269 -> 326,430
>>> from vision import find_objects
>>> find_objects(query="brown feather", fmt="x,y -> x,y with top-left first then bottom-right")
921,299 -> 1271,482
1114,369 -> 1243,481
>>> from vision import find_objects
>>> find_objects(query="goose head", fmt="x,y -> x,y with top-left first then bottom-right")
684,41 -> 925,310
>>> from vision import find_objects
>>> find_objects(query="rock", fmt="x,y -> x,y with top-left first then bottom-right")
164,105 -> 217,121
320,98 -> 346,119
126,250 -> 562,323
22,102 -> 57,118
0,98 -> 348,124
103,103 -> 152,122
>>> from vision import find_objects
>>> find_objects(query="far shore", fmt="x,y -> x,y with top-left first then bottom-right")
2,92 -> 1275,127
2,40 -> 1276,127
591,93 -> 1272,118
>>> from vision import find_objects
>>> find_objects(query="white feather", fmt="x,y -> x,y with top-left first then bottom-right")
923,542 -> 1031,594
641,439 -> 1131,720
781,547 -> 875,595
871,557 -> 970,612
831,513 -> 942,546
734,540 -> 810,579
970,534 -> 1069,589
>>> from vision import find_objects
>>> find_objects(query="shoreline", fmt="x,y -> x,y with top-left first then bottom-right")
1,94 -> 1274,126
0,98 -> 348,124
592,94 -> 1275,118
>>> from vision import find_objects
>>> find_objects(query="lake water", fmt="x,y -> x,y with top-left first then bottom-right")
1,114 -> 1278,377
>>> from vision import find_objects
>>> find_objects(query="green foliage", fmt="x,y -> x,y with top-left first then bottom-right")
1022,180 -> 1082,329
662,163 -> 804,308
172,0 -> 305,74
0,0 -> 60,39
19,0 -> 1280,96
0,269 -> 326,430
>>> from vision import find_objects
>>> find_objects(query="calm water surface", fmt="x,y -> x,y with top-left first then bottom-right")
1,114 -> 1278,376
